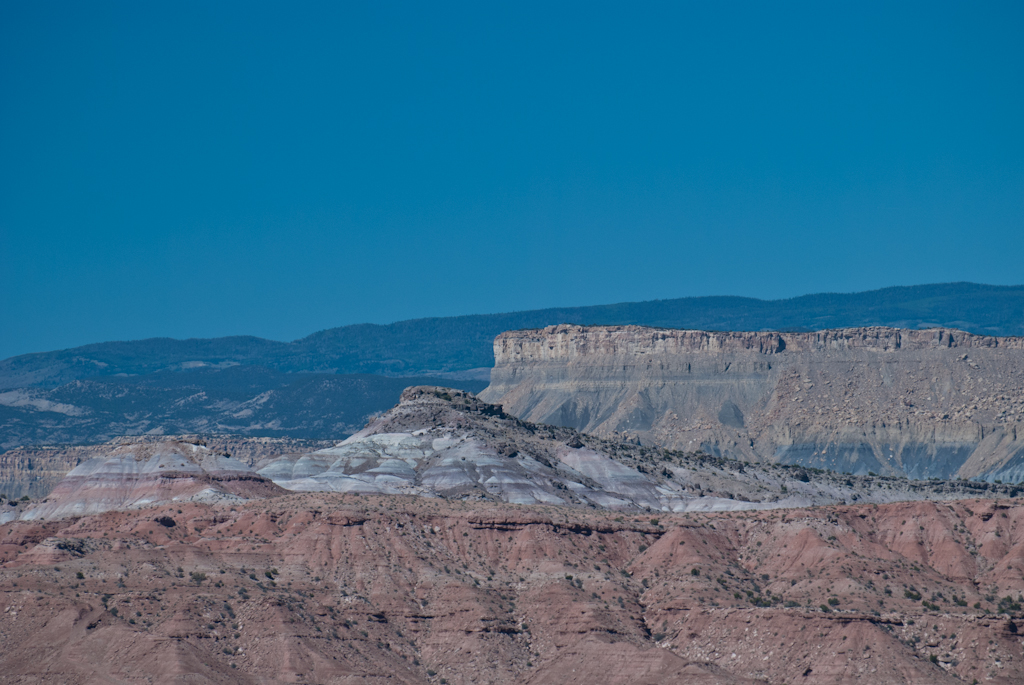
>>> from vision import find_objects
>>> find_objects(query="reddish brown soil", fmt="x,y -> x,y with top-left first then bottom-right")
2,495 -> 1024,684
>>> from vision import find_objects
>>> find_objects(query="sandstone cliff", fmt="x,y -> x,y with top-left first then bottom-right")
0,447 -> 85,500
480,325 -> 1024,480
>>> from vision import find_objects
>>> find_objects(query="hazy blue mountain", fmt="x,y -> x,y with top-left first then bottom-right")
3,282 -> 1022,390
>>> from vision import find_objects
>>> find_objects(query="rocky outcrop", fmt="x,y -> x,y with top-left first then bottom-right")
10,389 -> 1020,521
10,440 -> 285,522
3,492 -> 1024,683
0,447 -> 85,500
258,387 -> 1022,512
481,325 -> 1024,480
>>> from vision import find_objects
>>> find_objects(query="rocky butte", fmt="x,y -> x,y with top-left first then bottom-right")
481,325 -> 1024,481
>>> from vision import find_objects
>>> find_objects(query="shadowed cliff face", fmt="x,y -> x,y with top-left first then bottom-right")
480,326 -> 1024,481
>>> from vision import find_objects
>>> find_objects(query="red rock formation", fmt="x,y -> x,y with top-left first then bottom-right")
2,493 -> 1024,683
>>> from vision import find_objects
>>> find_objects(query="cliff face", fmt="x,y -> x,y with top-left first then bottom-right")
0,448 -> 84,500
480,325 -> 1024,480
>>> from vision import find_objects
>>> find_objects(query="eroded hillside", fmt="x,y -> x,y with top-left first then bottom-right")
0,435 -> 334,500
3,440 -> 285,524
2,494 -> 1024,683
6,388 -> 1020,514
255,387 -> 1019,512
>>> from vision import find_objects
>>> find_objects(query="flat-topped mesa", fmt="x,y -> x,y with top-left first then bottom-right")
492,325 -> 1024,364
481,325 -> 1024,482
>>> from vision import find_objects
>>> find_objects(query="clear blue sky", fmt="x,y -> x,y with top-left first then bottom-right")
1,1 -> 1022,360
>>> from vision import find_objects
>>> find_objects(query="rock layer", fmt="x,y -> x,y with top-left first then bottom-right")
257,387 -> 1021,512
481,326 -> 1024,480
0,448 -> 84,501
9,440 -> 285,522
0,435 -> 334,501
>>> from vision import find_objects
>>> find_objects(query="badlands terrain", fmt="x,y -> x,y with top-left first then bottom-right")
483,325 -> 1024,482
10,388 -> 1020,520
2,303 -> 1024,683
2,391 -> 1024,683
252,387 -> 1020,512
3,491 -> 1024,683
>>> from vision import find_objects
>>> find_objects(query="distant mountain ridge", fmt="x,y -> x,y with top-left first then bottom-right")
3,282 -> 1023,390
0,367 -> 487,452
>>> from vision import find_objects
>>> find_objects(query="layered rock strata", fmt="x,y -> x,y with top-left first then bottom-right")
0,435 -> 333,501
257,387 -> 1020,512
0,448 -> 84,501
7,440 -> 284,522
481,325 -> 1024,480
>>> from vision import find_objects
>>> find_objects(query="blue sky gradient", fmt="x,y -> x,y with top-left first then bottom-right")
1,1 -> 1022,359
